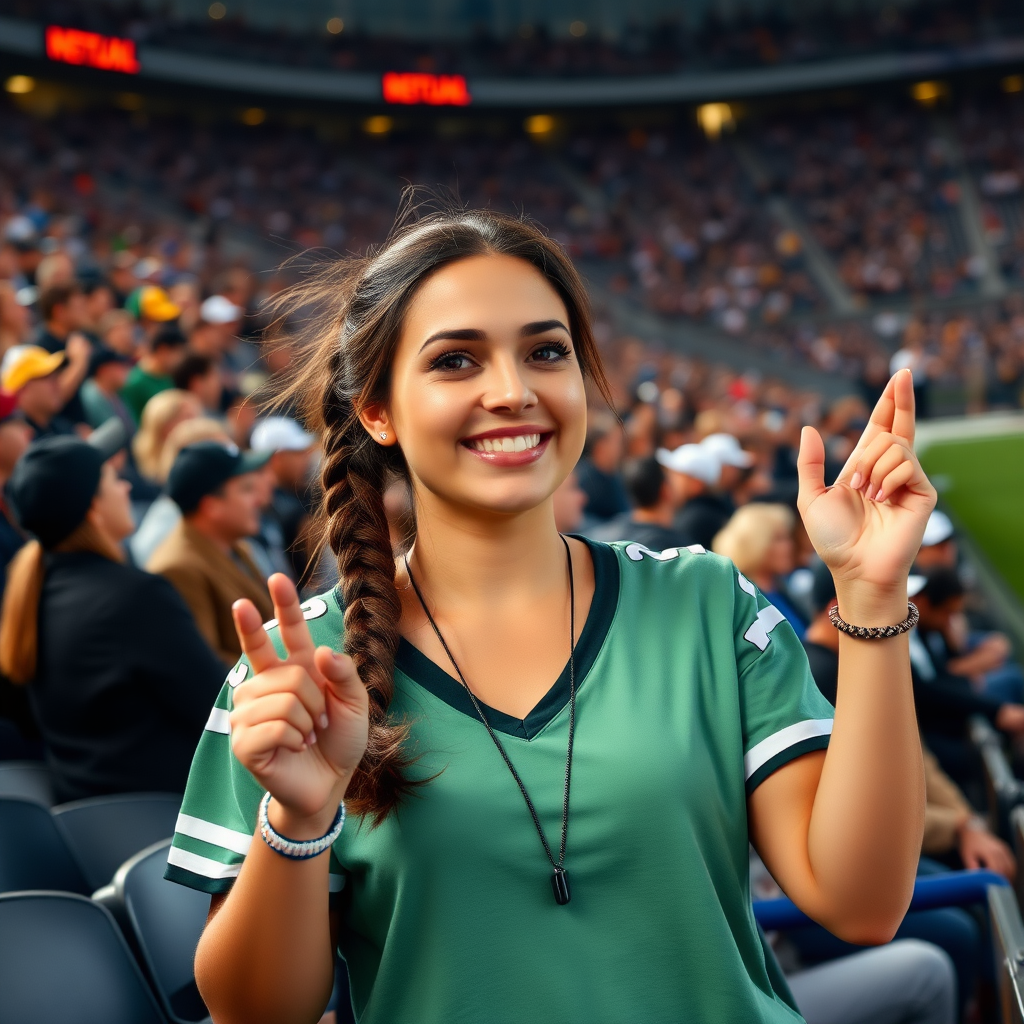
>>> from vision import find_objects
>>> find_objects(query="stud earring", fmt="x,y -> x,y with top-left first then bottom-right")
379,432 -> 388,441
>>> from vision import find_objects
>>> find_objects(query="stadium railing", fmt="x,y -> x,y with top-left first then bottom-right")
990,883 -> 1024,1023
970,715 -> 1024,838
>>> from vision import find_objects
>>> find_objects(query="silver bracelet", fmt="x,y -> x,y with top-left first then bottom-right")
258,792 -> 345,860
828,601 -> 920,640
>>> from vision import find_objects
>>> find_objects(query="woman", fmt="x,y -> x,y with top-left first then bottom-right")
132,388 -> 202,484
0,427 -> 226,802
713,502 -> 809,640
168,210 -> 935,1024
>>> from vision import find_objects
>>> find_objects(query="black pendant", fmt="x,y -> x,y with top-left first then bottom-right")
551,866 -> 571,905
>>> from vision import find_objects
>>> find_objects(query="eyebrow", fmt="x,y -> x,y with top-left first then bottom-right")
419,320 -> 571,353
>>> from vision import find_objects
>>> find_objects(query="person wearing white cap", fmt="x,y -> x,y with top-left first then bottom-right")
701,433 -> 754,493
914,511 -> 957,571
655,442 -> 727,549
250,416 -> 318,581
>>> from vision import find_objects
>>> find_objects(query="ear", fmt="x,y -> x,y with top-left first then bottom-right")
358,403 -> 397,446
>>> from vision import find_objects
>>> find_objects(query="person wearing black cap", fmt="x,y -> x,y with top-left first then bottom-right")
147,441 -> 274,665
0,423 -> 225,802
80,345 -> 135,435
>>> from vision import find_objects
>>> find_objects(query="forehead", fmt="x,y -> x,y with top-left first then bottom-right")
401,254 -> 569,340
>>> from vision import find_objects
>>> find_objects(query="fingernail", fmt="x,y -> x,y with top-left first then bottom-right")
232,600 -> 243,611
306,731 -> 317,745
319,714 -> 328,729
875,488 -> 885,503
850,471 -> 863,490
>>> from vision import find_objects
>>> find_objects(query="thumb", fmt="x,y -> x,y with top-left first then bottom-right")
796,425 -> 827,513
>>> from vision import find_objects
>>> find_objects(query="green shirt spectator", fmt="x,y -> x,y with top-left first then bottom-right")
120,324 -> 187,422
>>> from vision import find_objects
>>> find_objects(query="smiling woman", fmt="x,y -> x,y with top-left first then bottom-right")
169,200 -> 936,1024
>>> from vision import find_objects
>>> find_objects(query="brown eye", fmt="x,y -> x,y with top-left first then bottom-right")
529,342 -> 571,363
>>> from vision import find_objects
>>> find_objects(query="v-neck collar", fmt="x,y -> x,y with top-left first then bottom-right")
395,537 -> 620,740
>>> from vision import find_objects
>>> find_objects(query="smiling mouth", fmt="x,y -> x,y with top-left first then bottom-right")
466,433 -> 543,454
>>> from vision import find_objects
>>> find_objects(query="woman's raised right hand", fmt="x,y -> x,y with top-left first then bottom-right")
230,574 -> 369,825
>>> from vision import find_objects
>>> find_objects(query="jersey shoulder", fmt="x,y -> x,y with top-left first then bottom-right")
262,587 -> 345,653
601,537 -> 735,586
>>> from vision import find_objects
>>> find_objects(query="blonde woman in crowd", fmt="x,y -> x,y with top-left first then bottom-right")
713,502 -> 808,640
132,389 -> 202,484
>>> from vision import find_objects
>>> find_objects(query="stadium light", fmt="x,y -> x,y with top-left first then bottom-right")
4,75 -> 35,95
114,92 -> 143,110
569,21 -> 587,37
1003,74 -> 1024,94
208,3 -> 226,19
911,80 -> 947,105
241,107 -> 266,125
697,102 -> 733,139
326,17 -> 344,35
525,114 -> 556,138
364,115 -> 393,136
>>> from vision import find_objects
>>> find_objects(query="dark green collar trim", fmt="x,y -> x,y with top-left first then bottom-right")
395,537 -> 620,740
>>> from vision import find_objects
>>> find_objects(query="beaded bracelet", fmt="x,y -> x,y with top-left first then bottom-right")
258,791 -> 345,860
828,601 -> 920,640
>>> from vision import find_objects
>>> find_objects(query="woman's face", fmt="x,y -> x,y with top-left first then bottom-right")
381,254 -> 587,520
89,461 -> 135,542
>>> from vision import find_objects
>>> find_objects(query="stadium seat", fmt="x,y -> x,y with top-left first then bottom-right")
112,839 -> 212,1024
0,760 -> 54,806
0,891 -> 166,1024
968,715 -> 1024,838
986,883 -> 1024,1022
52,792 -> 183,892
0,797 -> 89,894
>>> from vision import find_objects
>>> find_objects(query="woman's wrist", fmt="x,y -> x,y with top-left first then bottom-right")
266,783 -> 350,843
834,578 -> 910,629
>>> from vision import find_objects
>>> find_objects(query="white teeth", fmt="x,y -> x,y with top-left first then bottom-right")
469,433 -> 542,453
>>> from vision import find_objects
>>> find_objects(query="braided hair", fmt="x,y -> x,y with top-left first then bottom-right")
274,201 -> 613,825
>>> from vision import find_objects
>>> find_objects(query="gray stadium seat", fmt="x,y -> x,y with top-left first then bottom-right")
0,891 -> 166,1024
987,883 -> 1024,1023
968,715 -> 1024,838
113,839 -> 212,1024
0,797 -> 89,894
0,760 -> 54,806
52,792 -> 182,892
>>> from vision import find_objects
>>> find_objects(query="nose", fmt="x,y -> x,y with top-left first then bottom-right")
480,352 -> 537,415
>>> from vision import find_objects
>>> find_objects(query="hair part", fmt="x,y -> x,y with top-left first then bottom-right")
269,199 -> 612,825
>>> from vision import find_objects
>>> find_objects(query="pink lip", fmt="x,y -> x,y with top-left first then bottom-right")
462,432 -> 553,466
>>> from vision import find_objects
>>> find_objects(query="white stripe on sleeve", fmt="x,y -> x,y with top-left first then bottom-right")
205,708 -> 231,734
175,813 -> 253,856
743,605 -> 787,652
744,719 -> 834,780
166,845 -> 243,880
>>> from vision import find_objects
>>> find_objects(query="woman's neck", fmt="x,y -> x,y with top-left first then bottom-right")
406,496 -> 567,610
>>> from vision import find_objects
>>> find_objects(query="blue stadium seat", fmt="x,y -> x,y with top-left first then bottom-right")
114,839 -> 212,1024
53,792 -> 182,892
0,891 -> 166,1024
0,760 -> 54,806
0,797 -> 88,894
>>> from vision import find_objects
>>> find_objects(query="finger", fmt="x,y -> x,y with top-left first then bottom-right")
236,665 -> 327,729
962,849 -> 980,871
230,692 -> 316,743
232,720 -> 309,760
865,443 -> 910,500
796,426 -> 827,513
874,460 -> 917,505
268,573 -> 318,666
843,431 -> 897,489
233,598 -> 282,675
890,368 -> 916,445
315,647 -> 369,711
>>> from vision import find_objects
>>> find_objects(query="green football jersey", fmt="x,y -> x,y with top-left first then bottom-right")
167,539 -> 834,1023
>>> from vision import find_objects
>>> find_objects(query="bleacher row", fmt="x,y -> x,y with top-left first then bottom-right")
6,718 -> 1024,1021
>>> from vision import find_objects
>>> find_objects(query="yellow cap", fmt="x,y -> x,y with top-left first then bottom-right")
1,345 -> 66,393
127,285 -> 181,322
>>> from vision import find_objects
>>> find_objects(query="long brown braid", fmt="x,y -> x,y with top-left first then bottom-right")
271,198 -> 614,825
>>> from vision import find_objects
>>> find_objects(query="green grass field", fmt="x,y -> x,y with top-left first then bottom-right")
919,433 -> 1024,603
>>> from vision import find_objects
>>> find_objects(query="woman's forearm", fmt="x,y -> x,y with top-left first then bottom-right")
194,803 -> 338,1024
806,583 -> 924,939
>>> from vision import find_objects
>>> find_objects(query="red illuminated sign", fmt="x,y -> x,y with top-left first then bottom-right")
382,72 -> 471,106
46,26 -> 140,74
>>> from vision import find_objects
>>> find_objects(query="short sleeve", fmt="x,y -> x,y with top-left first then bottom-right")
164,650 -> 347,899
732,570 -> 835,794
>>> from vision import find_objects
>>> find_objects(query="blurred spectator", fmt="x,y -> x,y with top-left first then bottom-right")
0,425 -> 224,801
121,324 -> 189,423
173,353 -> 223,415
147,441 -> 274,665
125,285 -> 181,336
574,412 -> 628,522
0,345 -> 76,440
915,512 -> 958,572
589,455 -> 691,550
655,443 -> 724,549
131,389 -> 202,484
552,470 -> 587,533
34,283 -> 89,355
712,503 -> 807,639
96,308 -> 137,358
249,416 -> 317,582
80,347 -> 134,433
0,392 -> 31,589
0,281 -> 31,352
129,417 -> 232,567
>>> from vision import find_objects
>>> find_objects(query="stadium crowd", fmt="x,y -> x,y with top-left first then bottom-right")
1,83 -> 1024,1023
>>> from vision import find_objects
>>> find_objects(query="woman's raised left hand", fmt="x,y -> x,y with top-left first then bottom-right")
797,368 -> 937,596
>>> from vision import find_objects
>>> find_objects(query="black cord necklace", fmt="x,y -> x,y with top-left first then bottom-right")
403,535 -> 577,906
